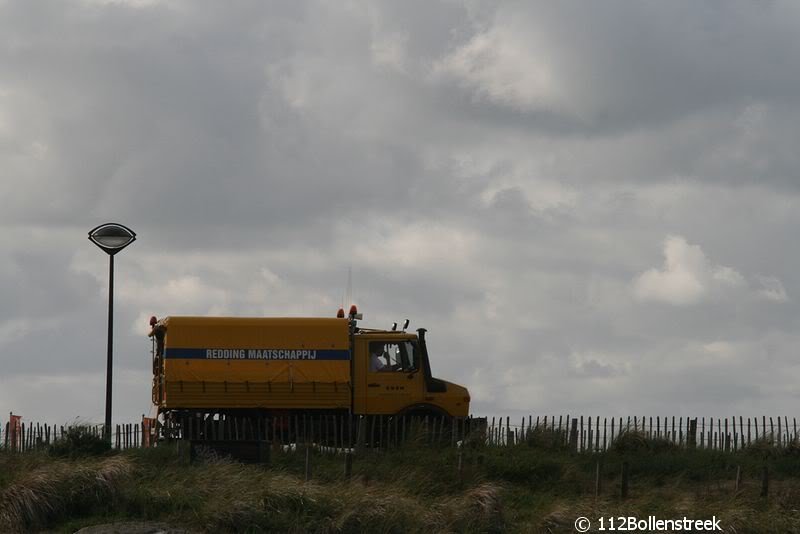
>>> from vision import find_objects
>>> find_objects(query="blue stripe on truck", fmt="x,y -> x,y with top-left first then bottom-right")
164,348 -> 350,361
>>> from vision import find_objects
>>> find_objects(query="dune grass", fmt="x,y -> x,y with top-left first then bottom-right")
0,455 -> 131,532
2,428 -> 800,532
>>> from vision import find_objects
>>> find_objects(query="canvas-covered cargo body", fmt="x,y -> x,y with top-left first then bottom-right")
151,317 -> 352,411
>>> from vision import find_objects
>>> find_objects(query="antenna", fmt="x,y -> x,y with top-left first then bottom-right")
345,265 -> 352,312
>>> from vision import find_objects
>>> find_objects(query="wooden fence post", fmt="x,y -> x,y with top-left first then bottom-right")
688,419 -> 697,449
762,416 -> 770,443
356,416 -> 366,452
672,416 -> 676,445
700,417 -> 705,449
785,416 -> 790,445
724,419 -> 729,451
570,419 -> 579,452
610,418 -> 616,449
581,416 -> 585,451
595,459 -> 602,497
735,465 -> 742,493
737,416 -> 743,446
709,417 -> 714,449
304,445 -> 312,482
586,416 -> 591,451
621,461 -> 630,499
595,416 -> 600,451
259,440 -> 271,465
344,451 -> 353,480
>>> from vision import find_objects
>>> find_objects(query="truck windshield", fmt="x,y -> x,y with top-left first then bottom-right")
400,341 -> 417,371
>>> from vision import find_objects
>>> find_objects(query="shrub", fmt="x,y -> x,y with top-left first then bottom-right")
783,437 -> 800,457
523,427 -> 570,452
611,430 -> 678,454
743,435 -> 800,459
48,426 -> 112,458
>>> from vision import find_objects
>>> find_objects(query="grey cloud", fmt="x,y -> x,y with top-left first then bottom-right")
435,2 -> 800,129
2,0 -> 800,422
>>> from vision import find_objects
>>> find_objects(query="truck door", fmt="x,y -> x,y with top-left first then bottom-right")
363,339 -> 424,415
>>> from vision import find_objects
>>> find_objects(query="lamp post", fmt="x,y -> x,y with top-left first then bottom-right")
88,223 -> 136,441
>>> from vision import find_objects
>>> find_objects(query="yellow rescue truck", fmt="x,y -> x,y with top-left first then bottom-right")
148,307 -> 470,430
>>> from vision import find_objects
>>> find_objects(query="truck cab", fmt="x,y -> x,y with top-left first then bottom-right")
352,327 -> 470,418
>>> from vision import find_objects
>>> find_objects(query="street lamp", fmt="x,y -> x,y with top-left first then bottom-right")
88,223 -> 136,440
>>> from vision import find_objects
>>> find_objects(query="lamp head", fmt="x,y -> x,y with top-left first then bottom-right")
89,223 -> 136,255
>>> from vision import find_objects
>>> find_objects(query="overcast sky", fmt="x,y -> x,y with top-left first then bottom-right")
3,0 -> 800,424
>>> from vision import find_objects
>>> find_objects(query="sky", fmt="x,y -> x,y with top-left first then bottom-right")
2,0 -> 800,424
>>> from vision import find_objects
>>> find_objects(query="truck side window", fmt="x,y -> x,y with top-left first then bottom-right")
370,342 -> 409,372
370,342 -> 389,372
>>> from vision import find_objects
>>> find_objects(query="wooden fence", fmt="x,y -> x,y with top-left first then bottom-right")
0,415 -> 472,453
1,422 -> 147,452
2,415 -> 799,454
486,415 -> 800,452
156,413 -> 474,451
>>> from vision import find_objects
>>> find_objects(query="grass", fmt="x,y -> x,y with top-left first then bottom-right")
46,424 -> 111,458
0,455 -> 131,532
2,429 -> 800,532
